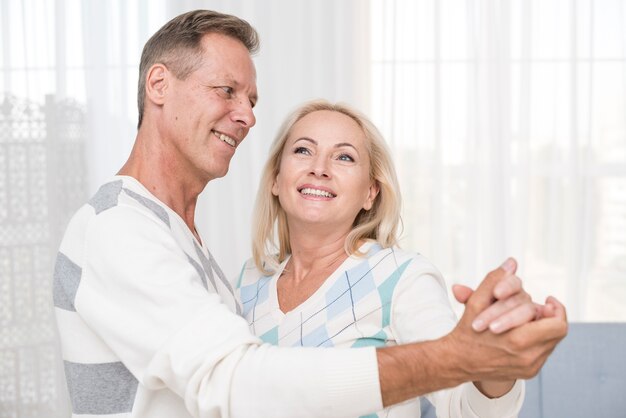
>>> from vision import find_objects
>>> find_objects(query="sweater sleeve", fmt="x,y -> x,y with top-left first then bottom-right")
76,205 -> 382,418
389,262 -> 524,418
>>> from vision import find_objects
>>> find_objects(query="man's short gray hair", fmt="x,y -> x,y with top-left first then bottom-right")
137,9 -> 259,128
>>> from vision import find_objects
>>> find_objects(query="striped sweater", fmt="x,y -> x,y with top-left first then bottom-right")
53,175 -> 381,418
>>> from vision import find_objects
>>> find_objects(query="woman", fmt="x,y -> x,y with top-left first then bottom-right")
237,100 -> 524,417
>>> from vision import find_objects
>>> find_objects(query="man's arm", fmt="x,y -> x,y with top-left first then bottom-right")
230,259 -> 565,416
376,261 -> 567,407
74,206 -> 565,417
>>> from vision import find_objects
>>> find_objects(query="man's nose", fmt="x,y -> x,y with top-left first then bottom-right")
231,99 -> 256,128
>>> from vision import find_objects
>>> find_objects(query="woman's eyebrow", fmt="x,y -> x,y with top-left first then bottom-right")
294,137 -> 317,145
293,137 -> 359,153
334,142 -> 358,151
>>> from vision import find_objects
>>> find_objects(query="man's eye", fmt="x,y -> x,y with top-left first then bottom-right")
219,86 -> 234,96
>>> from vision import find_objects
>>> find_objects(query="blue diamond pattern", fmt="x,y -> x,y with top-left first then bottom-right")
325,258 -> 376,319
240,275 -> 271,317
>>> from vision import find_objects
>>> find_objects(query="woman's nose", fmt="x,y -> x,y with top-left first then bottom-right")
310,157 -> 330,178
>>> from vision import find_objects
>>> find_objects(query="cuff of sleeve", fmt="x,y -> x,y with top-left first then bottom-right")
465,380 -> 525,418
325,347 -> 383,417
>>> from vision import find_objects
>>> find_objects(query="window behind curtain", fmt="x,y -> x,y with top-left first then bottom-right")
370,0 -> 626,321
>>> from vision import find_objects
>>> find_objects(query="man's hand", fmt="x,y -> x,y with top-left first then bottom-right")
445,259 -> 568,383
449,258 -> 567,397
452,258 -> 557,334
377,259 -> 567,407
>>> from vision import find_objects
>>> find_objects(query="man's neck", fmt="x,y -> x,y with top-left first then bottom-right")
118,131 -> 207,240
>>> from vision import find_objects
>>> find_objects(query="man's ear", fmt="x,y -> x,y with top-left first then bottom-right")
145,63 -> 168,106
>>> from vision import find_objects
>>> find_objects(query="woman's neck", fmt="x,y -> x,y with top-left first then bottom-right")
287,236 -> 348,282
276,229 -> 351,313
286,222 -> 352,278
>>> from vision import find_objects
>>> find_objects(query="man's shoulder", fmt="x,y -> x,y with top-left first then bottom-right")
78,177 -> 172,228
59,177 -> 175,256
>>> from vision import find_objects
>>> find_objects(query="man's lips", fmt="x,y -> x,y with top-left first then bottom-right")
212,130 -> 237,147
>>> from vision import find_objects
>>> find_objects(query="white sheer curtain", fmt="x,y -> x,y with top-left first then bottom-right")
4,0 -> 625,416
371,0 -> 626,321
0,1 -> 369,416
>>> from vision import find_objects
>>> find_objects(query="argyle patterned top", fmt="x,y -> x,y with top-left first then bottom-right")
237,241 -> 525,418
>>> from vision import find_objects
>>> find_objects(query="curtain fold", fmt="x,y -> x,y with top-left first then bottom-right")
370,0 -> 626,320
2,1 -> 625,416
0,1 -> 370,416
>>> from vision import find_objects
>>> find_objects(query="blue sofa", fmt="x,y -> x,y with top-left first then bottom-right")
420,323 -> 626,418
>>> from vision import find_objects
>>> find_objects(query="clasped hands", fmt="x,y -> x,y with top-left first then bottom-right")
448,257 -> 568,397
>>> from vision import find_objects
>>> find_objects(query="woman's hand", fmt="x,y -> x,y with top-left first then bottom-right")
451,257 -> 564,398
452,258 -> 557,334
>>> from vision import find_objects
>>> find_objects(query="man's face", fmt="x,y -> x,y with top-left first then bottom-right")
162,32 -> 258,182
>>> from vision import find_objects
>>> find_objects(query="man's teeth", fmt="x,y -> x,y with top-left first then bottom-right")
215,131 -> 236,147
300,188 -> 334,198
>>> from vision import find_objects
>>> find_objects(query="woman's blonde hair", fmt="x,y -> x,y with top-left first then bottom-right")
252,99 -> 402,274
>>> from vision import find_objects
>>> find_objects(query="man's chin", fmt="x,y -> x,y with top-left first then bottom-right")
215,168 -> 229,179
209,165 -> 229,181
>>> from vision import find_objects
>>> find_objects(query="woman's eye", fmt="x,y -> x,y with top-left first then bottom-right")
294,147 -> 310,155
338,154 -> 355,162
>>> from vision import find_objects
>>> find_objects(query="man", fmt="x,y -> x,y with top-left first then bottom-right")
53,9 -> 567,418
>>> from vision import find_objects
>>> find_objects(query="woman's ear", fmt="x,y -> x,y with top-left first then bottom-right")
271,175 -> 280,196
363,181 -> 380,211
145,63 -> 168,106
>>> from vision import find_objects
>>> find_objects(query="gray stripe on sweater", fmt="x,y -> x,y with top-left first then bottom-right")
194,242 -> 218,292
186,254 -> 210,290
64,361 -> 138,414
53,252 -> 81,311
207,249 -> 241,315
193,242 -> 241,315
123,187 -> 170,228
88,180 -> 123,214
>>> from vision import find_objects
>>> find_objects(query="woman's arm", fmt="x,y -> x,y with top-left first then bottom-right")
388,257 -> 524,417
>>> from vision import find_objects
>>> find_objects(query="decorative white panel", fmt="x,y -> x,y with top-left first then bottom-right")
0,94 -> 86,418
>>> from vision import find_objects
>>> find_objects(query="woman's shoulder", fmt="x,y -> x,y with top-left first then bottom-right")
364,242 -> 438,272
236,256 -> 282,290
236,257 -> 264,289
358,243 -> 444,290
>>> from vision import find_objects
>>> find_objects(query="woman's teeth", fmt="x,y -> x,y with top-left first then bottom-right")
300,188 -> 334,198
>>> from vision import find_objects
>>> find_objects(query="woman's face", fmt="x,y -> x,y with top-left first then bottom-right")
272,110 -> 379,233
